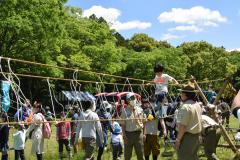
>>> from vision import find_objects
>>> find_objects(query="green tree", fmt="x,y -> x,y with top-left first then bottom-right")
113,32 -> 128,47
180,41 -> 236,80
128,33 -> 157,52
0,0 -> 66,77
123,48 -> 189,80
228,51 -> 240,90
157,41 -> 173,49
0,0 -> 68,101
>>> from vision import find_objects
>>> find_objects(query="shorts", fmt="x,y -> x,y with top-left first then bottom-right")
82,137 -> 96,159
144,134 -> 160,156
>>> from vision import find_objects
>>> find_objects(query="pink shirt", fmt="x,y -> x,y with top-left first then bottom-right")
56,122 -> 71,140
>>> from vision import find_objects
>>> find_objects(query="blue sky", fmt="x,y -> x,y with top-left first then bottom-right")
66,0 -> 240,51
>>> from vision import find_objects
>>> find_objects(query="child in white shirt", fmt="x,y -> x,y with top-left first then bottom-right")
111,121 -> 123,160
13,123 -> 26,160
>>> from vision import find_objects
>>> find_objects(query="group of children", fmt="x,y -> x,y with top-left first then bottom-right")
0,101 -> 125,160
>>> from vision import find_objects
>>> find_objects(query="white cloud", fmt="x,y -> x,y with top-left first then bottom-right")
226,48 -> 240,52
168,25 -> 202,33
161,33 -> 183,41
83,5 -> 151,31
83,5 -> 120,22
158,6 -> 227,26
111,21 -> 151,31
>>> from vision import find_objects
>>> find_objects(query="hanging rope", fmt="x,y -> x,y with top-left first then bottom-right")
140,81 -> 158,117
0,113 -> 177,125
47,78 -> 57,122
1,56 -> 190,83
114,83 -> 120,93
126,78 -> 134,93
0,58 -> 32,122
71,70 -> 83,111
0,71 -> 157,86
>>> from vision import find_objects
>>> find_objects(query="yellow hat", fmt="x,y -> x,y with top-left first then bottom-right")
147,114 -> 154,121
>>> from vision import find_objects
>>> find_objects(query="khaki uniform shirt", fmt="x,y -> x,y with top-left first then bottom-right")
201,115 -> 218,133
120,105 -> 145,132
177,100 -> 202,134
201,115 -> 218,129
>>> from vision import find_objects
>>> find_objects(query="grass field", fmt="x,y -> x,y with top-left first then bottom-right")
6,117 -> 239,160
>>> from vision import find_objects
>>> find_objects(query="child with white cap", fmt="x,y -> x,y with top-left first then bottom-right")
111,121 -> 123,160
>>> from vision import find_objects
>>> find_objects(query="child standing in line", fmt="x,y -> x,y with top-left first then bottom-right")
143,107 -> 166,160
56,112 -> 72,160
13,123 -> 27,160
0,113 -> 10,160
96,102 -> 113,160
75,100 -> 104,160
111,121 -> 123,160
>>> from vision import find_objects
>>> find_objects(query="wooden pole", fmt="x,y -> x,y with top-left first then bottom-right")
218,144 -> 240,148
213,78 -> 229,105
191,76 -> 240,157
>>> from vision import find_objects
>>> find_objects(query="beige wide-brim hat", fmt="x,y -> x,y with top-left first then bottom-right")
178,82 -> 199,93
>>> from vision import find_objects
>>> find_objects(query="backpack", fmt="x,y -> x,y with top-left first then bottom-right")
39,113 -> 52,139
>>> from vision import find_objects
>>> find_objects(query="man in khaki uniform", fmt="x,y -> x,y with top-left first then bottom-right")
201,115 -> 221,160
175,83 -> 202,160
121,92 -> 145,160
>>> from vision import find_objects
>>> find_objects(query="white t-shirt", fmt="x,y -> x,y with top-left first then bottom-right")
111,134 -> 123,144
13,130 -> 27,150
154,74 -> 173,94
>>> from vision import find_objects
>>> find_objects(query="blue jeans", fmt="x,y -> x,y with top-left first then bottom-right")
155,92 -> 167,117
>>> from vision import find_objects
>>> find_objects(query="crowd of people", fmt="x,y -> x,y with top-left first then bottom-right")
0,63 -> 238,160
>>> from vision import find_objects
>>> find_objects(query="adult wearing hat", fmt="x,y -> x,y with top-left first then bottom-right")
175,83 -> 203,160
120,92 -> 145,160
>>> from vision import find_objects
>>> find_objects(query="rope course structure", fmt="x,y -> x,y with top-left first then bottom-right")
0,56 -> 239,159
0,56 -> 194,83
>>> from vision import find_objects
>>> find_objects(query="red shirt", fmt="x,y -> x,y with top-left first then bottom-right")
56,122 -> 71,140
